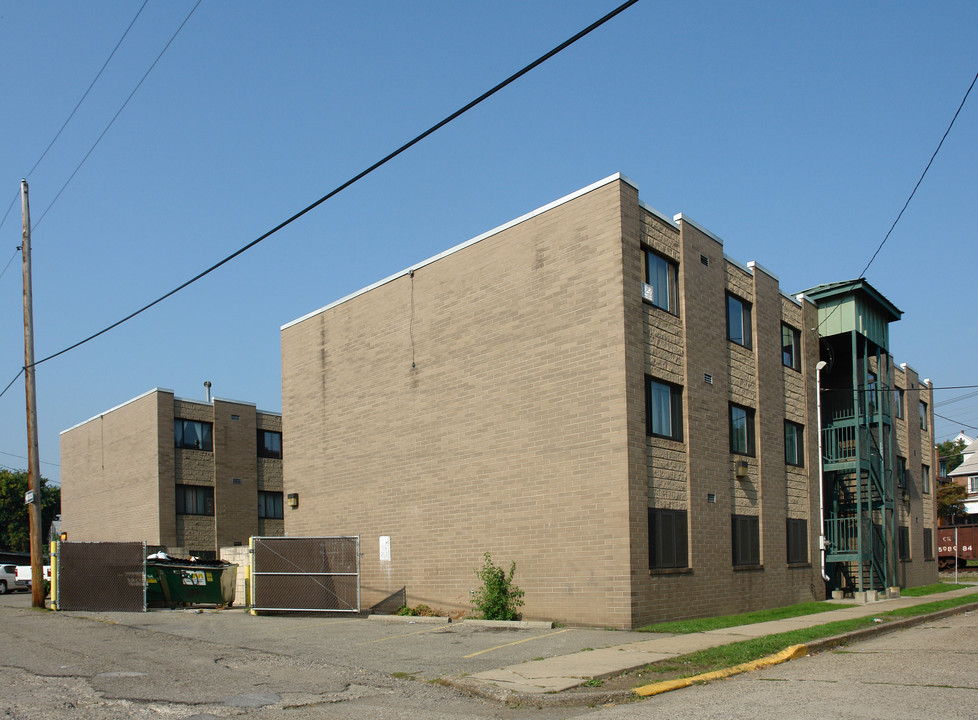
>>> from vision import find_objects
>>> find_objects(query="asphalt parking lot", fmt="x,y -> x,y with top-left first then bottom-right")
0,590 -> 656,681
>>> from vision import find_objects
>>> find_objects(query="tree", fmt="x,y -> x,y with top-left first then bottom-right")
937,438 -> 967,475
937,481 -> 967,526
0,469 -> 60,552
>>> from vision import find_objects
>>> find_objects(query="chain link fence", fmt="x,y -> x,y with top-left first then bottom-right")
252,536 -> 360,612
57,541 -> 146,612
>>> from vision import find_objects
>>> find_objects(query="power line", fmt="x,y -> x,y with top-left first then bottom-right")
935,411 -> 978,433
857,67 -> 978,279
814,67 -> 978,336
31,0 -> 202,232
27,0 -> 641,369
0,0 -> 150,233
0,450 -> 59,468
0,247 -> 20,284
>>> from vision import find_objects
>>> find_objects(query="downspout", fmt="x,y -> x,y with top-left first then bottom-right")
817,360 -> 830,582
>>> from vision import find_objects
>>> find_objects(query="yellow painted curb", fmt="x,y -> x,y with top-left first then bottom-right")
633,644 -> 808,697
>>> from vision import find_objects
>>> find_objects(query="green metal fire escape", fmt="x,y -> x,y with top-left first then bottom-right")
803,280 -> 903,594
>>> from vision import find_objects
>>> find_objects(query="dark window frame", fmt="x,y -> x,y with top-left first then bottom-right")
257,490 -> 284,519
643,248 -> 679,315
174,419 -> 213,451
781,324 -> 801,371
922,464 -> 931,494
893,388 -> 905,419
175,484 -> 214,516
257,429 -> 283,459
920,401 -> 928,430
732,514 -> 760,566
923,528 -> 934,560
897,456 -> 908,489
726,293 -> 753,349
646,376 -> 683,441
649,508 -> 689,570
898,526 -> 910,561
784,421 -> 805,467
729,403 -> 756,456
786,518 -> 808,564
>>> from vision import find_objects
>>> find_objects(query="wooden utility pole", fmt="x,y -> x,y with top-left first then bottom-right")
21,180 -> 44,609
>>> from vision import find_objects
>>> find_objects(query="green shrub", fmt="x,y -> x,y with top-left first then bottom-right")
472,552 -> 524,621
396,603 -> 441,617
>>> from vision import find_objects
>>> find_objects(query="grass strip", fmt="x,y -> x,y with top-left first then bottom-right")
638,601 -> 853,634
634,594 -> 978,685
900,582 -> 970,597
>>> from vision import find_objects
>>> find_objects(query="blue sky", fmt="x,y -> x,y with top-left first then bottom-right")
0,1 -> 975,483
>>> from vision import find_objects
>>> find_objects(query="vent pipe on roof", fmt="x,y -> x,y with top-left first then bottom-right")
204,381 -> 212,403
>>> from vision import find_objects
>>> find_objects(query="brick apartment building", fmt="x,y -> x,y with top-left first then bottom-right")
281,174 -> 936,628
61,388 -> 283,558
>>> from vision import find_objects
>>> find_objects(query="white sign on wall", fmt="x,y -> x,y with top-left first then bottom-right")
379,535 -> 391,562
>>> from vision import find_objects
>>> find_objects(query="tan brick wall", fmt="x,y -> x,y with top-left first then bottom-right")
60,391 -> 163,543
283,179 -> 636,627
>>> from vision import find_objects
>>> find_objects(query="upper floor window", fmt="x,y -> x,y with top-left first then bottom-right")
258,430 -> 283,459
729,403 -> 756,456
893,388 -> 905,419
643,250 -> 678,314
646,377 -> 683,441
784,421 -> 804,467
897,456 -> 907,489
781,325 -> 801,371
922,464 -> 931,494
969,476 -> 978,494
258,490 -> 284,519
726,293 -> 752,348
175,484 -> 214,515
175,419 -> 213,451
920,401 -> 928,430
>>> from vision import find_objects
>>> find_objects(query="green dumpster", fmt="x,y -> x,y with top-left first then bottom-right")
146,559 -> 237,608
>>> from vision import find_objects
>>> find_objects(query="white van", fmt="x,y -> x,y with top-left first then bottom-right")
15,565 -> 50,591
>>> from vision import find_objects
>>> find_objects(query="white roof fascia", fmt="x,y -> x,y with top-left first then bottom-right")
283,173 -> 634,331
673,213 -> 725,246
747,261 -> 779,282
60,388 -> 172,435
639,201 -> 679,229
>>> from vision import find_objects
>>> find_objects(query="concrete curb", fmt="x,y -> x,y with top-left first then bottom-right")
633,644 -> 807,697
451,598 -> 978,707
367,614 -> 451,625
460,619 -> 555,629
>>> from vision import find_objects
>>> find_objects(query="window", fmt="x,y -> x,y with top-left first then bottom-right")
726,293 -> 752,348
258,430 -> 283,459
786,518 -> 808,564
729,404 -> 756,456
897,456 -> 907,489
175,485 -> 214,515
644,249 -> 678,314
732,514 -> 760,566
865,371 -> 878,417
781,325 -> 801,371
920,401 -> 928,430
784,421 -> 804,467
893,388 -> 904,419
924,528 -> 934,560
646,377 -> 683,440
174,419 -> 213,451
898,526 -> 910,561
648,508 -> 688,570
922,464 -> 930,494
969,476 -> 978,494
258,491 -> 284,519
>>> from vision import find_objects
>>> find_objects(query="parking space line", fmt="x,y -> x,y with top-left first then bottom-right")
358,624 -> 449,645
463,628 -> 570,658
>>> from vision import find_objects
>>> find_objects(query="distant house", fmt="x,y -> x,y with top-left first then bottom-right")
949,438 -> 978,523
60,388 -> 283,558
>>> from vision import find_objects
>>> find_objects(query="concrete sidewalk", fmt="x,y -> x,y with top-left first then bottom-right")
460,584 -> 978,697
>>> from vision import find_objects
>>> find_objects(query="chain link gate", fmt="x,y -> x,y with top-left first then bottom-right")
251,536 -> 360,612
56,541 -> 146,612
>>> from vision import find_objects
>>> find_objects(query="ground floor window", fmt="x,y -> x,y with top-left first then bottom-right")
732,514 -> 760,566
898,526 -> 910,560
648,508 -> 688,570
786,518 -> 808,564
923,528 -> 934,560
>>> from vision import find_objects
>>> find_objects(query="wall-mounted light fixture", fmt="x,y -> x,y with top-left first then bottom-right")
287,493 -> 299,508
